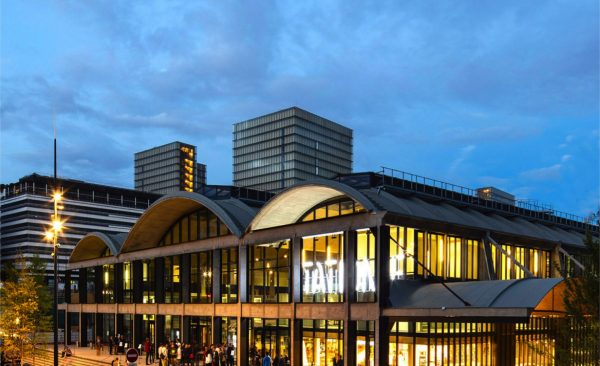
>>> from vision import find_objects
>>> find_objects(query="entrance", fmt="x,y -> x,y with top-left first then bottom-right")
188,316 -> 212,347
249,318 -> 290,364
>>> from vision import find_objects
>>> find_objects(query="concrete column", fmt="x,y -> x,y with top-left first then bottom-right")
95,313 -> 104,340
291,237 -> 302,303
133,261 -> 143,303
65,270 -> 71,304
95,266 -> 103,304
66,311 -> 72,345
212,250 -> 222,303
213,317 -> 222,344
181,254 -> 191,303
78,268 -> 87,304
239,246 -> 248,303
344,230 -> 357,366
376,225 -> 390,306
80,312 -> 88,346
374,317 -> 389,366
115,263 -> 124,304
290,319 -> 302,366
183,316 -> 191,343
156,315 -> 165,345
155,257 -> 165,303
495,323 -> 516,366
237,317 -> 248,366
134,314 -> 143,349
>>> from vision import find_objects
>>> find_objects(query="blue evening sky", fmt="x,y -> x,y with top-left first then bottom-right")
1,1 -> 598,217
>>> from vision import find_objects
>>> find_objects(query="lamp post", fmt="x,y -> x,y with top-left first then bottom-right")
43,125 -> 63,366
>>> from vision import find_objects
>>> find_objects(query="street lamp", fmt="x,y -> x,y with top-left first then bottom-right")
44,190 -> 63,366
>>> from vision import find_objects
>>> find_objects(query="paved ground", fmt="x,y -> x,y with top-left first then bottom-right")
34,345 -> 155,366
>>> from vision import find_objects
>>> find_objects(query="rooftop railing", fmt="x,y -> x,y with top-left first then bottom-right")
378,166 -> 597,233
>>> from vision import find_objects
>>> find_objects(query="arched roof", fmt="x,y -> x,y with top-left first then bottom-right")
389,277 -> 563,310
120,191 -> 256,253
249,179 -> 378,231
69,232 -> 126,263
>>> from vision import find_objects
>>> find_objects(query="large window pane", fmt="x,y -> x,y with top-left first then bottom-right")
302,233 -> 344,303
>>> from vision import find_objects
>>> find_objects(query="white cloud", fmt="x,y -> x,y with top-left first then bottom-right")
520,164 -> 562,181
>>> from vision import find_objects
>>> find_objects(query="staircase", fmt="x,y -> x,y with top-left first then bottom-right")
23,349 -> 113,366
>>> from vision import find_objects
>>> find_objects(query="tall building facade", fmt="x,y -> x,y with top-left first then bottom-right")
233,107 -> 353,192
0,174 -> 159,285
135,141 -> 207,194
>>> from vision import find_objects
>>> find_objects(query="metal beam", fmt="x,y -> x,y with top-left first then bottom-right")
487,233 -> 534,278
558,246 -> 585,270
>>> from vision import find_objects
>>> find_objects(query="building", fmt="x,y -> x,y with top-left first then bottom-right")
233,107 -> 353,192
0,174 -> 159,286
62,169 -> 597,365
135,141 -> 207,194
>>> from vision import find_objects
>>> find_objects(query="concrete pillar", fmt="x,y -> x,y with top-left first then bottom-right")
239,246 -> 248,303
181,254 -> 191,303
375,225 -> 390,365
213,316 -> 222,344
81,312 -> 88,346
95,313 -> 104,340
155,257 -> 165,303
374,317 -> 389,366
134,314 -> 144,350
212,250 -> 222,302
237,317 -> 249,366
95,266 -> 103,304
291,319 -> 302,366
66,311 -> 72,345
344,230 -> 357,366
115,263 -> 124,304
133,261 -> 143,303
156,315 -> 165,345
291,237 -> 302,303
78,268 -> 87,304
495,323 -> 516,366
65,270 -> 71,304
183,316 -> 191,343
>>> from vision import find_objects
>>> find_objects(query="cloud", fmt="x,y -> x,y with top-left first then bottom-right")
520,164 -> 562,181
449,144 -> 476,173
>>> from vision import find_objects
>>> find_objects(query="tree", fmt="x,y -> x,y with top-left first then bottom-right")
0,257 -> 52,365
557,230 -> 600,365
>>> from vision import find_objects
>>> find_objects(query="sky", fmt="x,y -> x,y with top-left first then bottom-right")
1,1 -> 598,218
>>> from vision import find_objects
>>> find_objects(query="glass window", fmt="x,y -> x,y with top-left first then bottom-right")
165,256 -> 181,303
249,241 -> 291,303
357,321 -> 375,366
142,259 -> 155,304
390,226 -> 417,280
190,252 -> 212,303
159,208 -> 231,246
221,248 -> 238,303
86,267 -> 96,304
465,240 -> 480,280
248,318 -> 290,365
123,262 -> 133,303
356,230 -> 376,302
302,320 -> 343,366
302,233 -> 344,303
102,264 -> 115,303
299,198 -> 366,223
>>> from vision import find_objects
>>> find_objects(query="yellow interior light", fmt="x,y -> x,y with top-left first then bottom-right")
53,192 -> 62,202
52,219 -> 63,232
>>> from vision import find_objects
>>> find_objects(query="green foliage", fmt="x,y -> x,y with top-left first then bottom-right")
0,257 -> 52,364
558,232 -> 600,365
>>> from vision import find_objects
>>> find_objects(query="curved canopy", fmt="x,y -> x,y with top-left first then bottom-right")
69,232 -> 126,263
249,179 -> 378,231
389,277 -> 563,310
120,191 -> 255,253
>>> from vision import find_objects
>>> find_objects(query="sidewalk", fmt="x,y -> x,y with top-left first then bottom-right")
41,345 -> 158,365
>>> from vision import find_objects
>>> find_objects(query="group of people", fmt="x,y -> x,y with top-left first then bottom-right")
108,334 -> 129,355
249,348 -> 290,366
155,339 -> 235,366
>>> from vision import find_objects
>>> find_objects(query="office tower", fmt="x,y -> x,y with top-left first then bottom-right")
0,173 -> 159,285
233,107 -> 353,192
135,141 -> 207,194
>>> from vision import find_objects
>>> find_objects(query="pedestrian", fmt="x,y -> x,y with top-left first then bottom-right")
159,343 -> 168,366
145,338 -> 152,365
204,347 -> 212,366
109,336 -> 114,355
262,351 -> 272,366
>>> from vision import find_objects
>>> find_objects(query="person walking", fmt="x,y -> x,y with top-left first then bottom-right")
262,351 -> 272,366
144,338 -> 152,365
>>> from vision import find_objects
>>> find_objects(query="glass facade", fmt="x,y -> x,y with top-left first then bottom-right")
356,321 -> 375,366
492,244 -> 551,280
190,252 -> 212,303
301,198 -> 366,222
389,321 -> 495,366
221,247 -> 238,303
249,318 -> 290,365
142,259 -> 155,303
102,264 -> 115,303
123,262 -> 133,303
302,233 -> 344,303
187,316 -> 211,347
302,320 -> 344,366
249,241 -> 290,303
159,208 -> 231,247
356,230 -> 376,302
164,256 -> 181,303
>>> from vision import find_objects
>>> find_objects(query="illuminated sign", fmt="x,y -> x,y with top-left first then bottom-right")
355,258 -> 375,292
302,259 -> 344,294
389,253 -> 405,280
